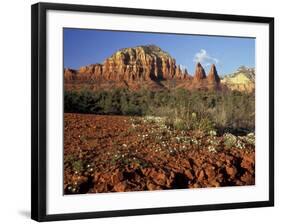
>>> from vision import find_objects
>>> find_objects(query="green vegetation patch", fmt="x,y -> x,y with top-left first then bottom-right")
64,88 -> 255,134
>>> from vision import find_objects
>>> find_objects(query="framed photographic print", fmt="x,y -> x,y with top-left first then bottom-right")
31,2 -> 274,222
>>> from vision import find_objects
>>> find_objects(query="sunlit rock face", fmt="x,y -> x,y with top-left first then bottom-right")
221,66 -> 255,93
64,45 -> 253,93
64,45 -> 189,83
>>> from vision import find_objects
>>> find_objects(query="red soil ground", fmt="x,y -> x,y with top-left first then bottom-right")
64,113 -> 255,194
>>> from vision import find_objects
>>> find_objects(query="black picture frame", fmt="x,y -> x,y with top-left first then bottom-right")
31,2 -> 274,222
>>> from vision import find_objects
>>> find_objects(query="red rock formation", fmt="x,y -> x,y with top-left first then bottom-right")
193,62 -> 206,83
101,45 -> 179,82
63,45 -> 230,92
64,68 -> 77,81
175,66 -> 183,79
183,69 -> 188,78
78,64 -> 103,80
64,45 -> 186,83
207,64 -> 220,84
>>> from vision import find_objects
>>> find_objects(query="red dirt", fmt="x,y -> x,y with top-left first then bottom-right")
64,113 -> 255,194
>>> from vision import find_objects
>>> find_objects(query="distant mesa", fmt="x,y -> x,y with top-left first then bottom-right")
64,44 -> 253,92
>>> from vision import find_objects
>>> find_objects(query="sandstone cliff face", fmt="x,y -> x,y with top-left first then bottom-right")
64,68 -> 77,81
65,45 -> 189,83
102,45 -> 177,81
207,64 -> 220,84
64,44 -> 253,92
221,66 -> 255,93
189,63 -> 221,90
74,64 -> 103,81
193,62 -> 207,83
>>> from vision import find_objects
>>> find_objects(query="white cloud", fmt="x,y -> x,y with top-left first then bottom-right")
193,49 -> 219,67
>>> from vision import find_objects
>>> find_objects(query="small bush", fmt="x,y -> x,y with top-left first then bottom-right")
64,88 -> 255,134
165,117 -> 189,131
223,133 -> 237,149
72,160 -> 84,173
195,117 -> 215,133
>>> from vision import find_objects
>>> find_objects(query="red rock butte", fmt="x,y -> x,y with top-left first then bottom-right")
193,62 -> 207,83
63,45 -> 249,92
207,64 -> 221,84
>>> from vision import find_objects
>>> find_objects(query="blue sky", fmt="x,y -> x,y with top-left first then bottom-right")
64,28 -> 255,75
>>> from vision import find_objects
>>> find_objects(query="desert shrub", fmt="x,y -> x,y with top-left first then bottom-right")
165,117 -> 189,131
173,118 -> 188,131
64,155 -> 85,173
223,133 -> 237,149
72,160 -> 84,173
194,116 -> 215,133
64,154 -> 76,165
64,88 -> 255,134
211,91 -> 255,133
164,111 -> 215,133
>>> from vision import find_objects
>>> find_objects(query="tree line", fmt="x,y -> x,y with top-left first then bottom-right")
64,88 -> 255,134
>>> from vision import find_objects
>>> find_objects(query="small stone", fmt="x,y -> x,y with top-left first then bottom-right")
184,169 -> 194,180
149,169 -> 167,186
226,166 -> 237,179
146,182 -> 154,190
205,166 -> 216,180
210,180 -> 220,187
198,170 -> 205,182
241,172 -> 254,185
111,171 -> 123,185
113,181 -> 127,192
